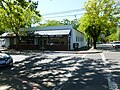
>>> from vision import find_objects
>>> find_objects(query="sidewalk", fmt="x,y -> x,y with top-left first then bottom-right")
75,47 -> 102,54
0,47 -> 102,55
51,47 -> 102,54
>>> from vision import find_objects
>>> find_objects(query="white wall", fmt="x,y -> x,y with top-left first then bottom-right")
34,38 -> 38,45
2,38 -> 10,48
70,29 -> 86,50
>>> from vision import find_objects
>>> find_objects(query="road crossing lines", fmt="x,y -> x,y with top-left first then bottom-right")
101,53 -> 119,90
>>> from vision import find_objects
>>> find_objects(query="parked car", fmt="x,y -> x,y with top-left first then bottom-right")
112,41 -> 120,48
0,52 -> 13,67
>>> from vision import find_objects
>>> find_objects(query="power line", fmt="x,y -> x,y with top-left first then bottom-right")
43,13 -> 84,19
42,8 -> 84,16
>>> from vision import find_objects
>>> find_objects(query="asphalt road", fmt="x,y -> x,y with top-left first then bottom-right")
0,49 -> 120,90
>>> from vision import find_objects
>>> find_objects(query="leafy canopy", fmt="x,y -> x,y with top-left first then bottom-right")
78,0 -> 120,48
40,19 -> 79,30
0,0 -> 41,42
0,0 -> 41,31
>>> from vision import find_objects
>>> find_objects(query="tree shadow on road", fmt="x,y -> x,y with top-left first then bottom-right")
0,53 -> 120,90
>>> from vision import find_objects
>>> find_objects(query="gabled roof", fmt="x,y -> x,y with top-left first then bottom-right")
1,33 -> 8,37
20,25 -> 73,31
24,25 -> 72,36
0,32 -> 15,38
0,25 -> 85,37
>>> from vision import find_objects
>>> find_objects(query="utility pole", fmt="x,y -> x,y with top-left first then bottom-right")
116,1 -> 120,41
74,15 -> 78,24
116,23 -> 120,41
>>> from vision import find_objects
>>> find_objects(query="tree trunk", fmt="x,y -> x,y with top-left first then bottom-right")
87,38 -> 90,47
16,35 -> 20,44
93,38 -> 97,49
16,34 -> 21,50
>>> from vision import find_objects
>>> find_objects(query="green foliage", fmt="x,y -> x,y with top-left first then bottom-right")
0,0 -> 41,43
40,19 -> 79,30
107,33 -> 116,41
62,19 -> 79,30
43,20 -> 63,26
78,0 -> 120,48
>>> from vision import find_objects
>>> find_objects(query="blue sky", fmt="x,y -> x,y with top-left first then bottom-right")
36,0 -> 87,21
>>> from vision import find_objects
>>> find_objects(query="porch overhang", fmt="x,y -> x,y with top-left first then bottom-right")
34,29 -> 71,36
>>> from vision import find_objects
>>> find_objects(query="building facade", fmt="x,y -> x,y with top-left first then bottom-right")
1,25 -> 86,50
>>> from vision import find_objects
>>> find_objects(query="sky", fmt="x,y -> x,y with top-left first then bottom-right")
36,0 -> 87,21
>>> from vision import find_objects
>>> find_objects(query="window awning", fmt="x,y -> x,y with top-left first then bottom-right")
34,29 -> 71,35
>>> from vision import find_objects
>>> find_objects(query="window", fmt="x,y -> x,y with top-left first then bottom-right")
76,36 -> 77,42
61,41 -> 64,45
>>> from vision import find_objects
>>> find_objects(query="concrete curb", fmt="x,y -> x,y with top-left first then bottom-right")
74,51 -> 102,54
0,48 -> 102,54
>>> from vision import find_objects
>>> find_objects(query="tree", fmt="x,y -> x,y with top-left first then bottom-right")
40,19 -> 79,30
43,20 -> 63,26
78,0 -> 120,49
0,0 -> 41,44
61,19 -> 79,30
0,9 -> 5,34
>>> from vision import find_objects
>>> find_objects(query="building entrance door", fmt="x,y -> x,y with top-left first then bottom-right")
39,39 -> 47,49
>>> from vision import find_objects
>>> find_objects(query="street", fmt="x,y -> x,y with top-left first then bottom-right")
0,0 -> 119,90
0,49 -> 120,90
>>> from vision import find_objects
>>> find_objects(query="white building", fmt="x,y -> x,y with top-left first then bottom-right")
0,25 -> 86,50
